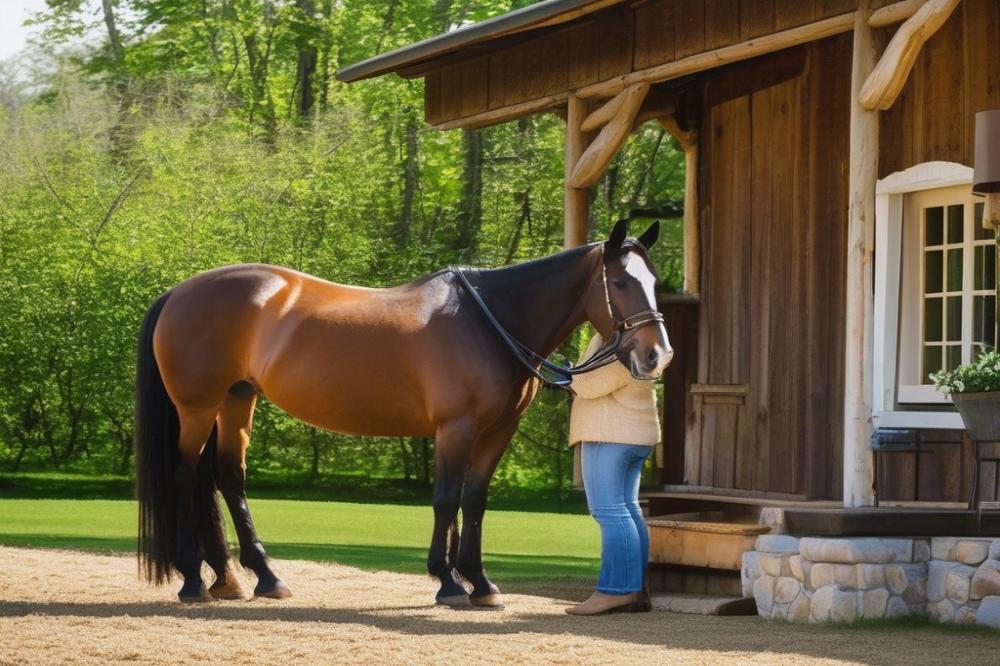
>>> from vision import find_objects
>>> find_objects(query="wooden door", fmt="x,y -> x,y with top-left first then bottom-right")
686,39 -> 850,499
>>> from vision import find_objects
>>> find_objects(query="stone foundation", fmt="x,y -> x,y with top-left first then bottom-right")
742,535 -> 1000,627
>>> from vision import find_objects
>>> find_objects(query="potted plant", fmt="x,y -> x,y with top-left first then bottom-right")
932,351 -> 1000,440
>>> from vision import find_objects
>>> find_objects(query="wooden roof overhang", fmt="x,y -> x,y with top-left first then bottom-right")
337,0 -> 927,131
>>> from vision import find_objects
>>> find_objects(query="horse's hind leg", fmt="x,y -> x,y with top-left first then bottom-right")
174,407 -> 219,602
428,418 -> 475,606
215,384 -> 291,599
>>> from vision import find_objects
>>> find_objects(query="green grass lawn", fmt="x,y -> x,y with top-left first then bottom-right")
0,497 -> 600,582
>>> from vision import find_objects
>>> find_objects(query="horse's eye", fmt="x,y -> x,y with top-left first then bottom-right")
612,279 -> 628,290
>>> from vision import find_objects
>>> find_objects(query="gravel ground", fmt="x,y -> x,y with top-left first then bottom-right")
0,546 -> 997,665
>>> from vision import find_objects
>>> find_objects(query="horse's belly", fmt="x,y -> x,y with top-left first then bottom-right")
258,353 -> 436,438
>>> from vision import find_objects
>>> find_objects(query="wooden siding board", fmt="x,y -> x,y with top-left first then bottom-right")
918,11 -> 966,167
704,0 -> 741,50
765,77 -> 804,495
702,93 -> 751,489
675,1 -> 706,59
633,0 -> 675,71
566,21 -> 601,89
805,35 -> 850,500
820,0 -> 856,17
775,0 -> 818,31
424,70 -> 443,125
598,8 -> 634,81
740,0 -> 775,40
457,58 -> 490,118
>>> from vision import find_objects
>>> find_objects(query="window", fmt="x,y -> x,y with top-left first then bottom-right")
899,188 -> 993,403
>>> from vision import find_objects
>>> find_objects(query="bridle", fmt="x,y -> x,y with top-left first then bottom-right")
450,246 -> 665,390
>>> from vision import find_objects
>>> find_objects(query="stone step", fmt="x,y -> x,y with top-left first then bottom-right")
650,593 -> 758,616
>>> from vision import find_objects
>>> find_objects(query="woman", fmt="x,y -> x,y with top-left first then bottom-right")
566,332 -> 660,615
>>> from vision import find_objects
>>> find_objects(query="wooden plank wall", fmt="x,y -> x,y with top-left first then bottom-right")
879,0 -> 1000,178
425,0 -> 860,126
692,36 -> 851,500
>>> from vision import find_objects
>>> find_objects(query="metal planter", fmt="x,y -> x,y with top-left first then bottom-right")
951,390 -> 1000,441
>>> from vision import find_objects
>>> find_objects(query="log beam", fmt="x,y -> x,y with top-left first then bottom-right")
564,94 -> 589,248
576,13 -> 855,100
658,115 -> 699,295
569,83 -> 649,189
859,0 -> 961,111
843,1 -> 879,508
869,0 -> 927,27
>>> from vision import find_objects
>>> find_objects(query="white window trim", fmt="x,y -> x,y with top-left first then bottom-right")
874,161 -> 974,431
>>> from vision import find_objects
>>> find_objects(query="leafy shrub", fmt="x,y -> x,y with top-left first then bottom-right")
931,351 -> 1000,395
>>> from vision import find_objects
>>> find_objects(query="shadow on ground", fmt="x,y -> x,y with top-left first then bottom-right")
2,597 -> 997,665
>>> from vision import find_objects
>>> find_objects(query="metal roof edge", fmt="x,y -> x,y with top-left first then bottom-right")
336,0 -> 617,83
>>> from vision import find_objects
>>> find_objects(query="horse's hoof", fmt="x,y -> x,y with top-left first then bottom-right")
178,586 -> 213,603
254,579 -> 292,600
210,576 -> 247,601
469,593 -> 504,609
435,593 -> 471,607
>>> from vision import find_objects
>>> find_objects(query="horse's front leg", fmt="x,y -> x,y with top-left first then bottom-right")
427,418 -> 475,606
456,422 -> 517,609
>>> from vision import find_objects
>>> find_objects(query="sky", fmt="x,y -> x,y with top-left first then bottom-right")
0,0 -> 51,61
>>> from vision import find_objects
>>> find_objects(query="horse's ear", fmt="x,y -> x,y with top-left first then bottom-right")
607,219 -> 628,249
637,220 -> 660,249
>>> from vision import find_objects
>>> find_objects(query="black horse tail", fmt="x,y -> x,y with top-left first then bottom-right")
135,290 -> 180,584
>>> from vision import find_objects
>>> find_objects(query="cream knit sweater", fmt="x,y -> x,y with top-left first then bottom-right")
568,334 -> 660,447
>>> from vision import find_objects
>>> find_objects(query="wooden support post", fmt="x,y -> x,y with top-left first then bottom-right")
843,1 -> 879,508
565,93 -> 589,248
659,116 -> 700,295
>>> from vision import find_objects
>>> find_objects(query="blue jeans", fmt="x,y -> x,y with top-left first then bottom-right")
581,442 -> 653,594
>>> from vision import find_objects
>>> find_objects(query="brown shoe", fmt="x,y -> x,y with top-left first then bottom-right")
565,591 -> 638,616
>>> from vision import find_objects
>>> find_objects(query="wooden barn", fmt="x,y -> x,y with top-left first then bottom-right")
340,0 -> 1000,606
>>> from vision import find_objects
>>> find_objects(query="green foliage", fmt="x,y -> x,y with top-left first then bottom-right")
931,351 -> 1000,395
0,1 -> 686,494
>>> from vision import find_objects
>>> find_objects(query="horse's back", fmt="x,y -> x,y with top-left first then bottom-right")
152,263 -> 462,435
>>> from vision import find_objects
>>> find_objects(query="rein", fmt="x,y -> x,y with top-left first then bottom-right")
450,262 -> 664,390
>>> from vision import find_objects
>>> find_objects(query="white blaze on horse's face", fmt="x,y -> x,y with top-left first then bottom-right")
623,251 -> 673,379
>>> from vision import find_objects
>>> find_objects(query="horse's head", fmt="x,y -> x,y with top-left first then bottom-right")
586,219 -> 673,380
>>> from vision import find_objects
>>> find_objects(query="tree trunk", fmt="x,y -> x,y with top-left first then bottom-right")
398,438 -> 412,481
394,115 -> 420,246
309,430 -> 322,481
294,0 -> 317,118
453,128 -> 483,257
101,0 -> 125,66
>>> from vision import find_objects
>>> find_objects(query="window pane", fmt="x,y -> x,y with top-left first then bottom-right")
946,345 -> 962,371
925,297 -> 943,342
974,294 -> 997,346
947,204 -> 964,243
925,206 -> 944,246
947,248 -> 963,291
946,296 -> 962,341
923,346 -> 942,383
975,202 -> 990,240
975,245 -> 996,290
925,250 -> 943,293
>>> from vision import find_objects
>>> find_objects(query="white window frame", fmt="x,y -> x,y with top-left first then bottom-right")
873,161 -> 974,430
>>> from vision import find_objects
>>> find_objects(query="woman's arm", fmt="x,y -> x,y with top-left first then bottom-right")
571,336 -> 635,399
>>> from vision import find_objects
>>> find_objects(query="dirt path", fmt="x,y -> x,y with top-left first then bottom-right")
0,546 -> 997,665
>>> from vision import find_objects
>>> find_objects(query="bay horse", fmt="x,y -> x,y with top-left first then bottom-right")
135,219 -> 672,606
